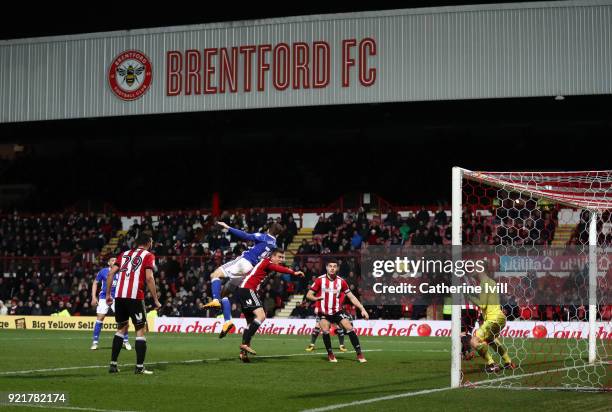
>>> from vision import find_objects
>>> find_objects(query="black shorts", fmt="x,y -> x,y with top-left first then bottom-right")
461,309 -> 479,334
237,288 -> 262,314
319,311 -> 352,325
222,277 -> 242,295
114,298 -> 147,330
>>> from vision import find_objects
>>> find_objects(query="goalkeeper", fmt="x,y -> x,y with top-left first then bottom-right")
468,269 -> 516,373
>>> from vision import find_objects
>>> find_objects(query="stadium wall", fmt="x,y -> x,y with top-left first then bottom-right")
1,0 -> 611,123
2,316 -> 611,339
153,319 -> 612,339
0,315 -> 141,331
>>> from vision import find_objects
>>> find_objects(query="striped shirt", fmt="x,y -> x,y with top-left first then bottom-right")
114,248 -> 156,300
310,274 -> 351,316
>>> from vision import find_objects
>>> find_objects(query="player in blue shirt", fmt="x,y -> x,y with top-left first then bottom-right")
203,221 -> 283,337
90,257 -> 130,351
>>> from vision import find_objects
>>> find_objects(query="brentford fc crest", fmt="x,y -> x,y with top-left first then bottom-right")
108,50 -> 152,101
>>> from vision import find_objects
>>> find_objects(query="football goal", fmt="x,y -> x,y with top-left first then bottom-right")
451,167 -> 612,391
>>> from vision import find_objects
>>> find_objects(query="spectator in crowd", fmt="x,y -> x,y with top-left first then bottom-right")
435,206 -> 448,226
31,302 -> 42,316
313,215 -> 330,235
356,207 -> 368,226
351,231 -> 362,250
384,210 -> 400,227
329,209 -> 344,228
290,301 -> 313,318
297,239 -> 311,255
416,206 -> 430,226
256,208 -> 268,229
286,216 -> 298,239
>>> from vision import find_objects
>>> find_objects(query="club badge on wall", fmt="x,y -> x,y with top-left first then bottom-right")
108,50 -> 153,101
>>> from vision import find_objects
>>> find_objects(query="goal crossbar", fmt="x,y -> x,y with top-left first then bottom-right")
460,168 -> 612,211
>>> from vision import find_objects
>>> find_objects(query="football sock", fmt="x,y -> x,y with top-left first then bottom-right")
242,319 -> 261,345
211,278 -> 222,301
111,333 -> 124,362
310,327 -> 321,344
346,330 -> 361,354
337,328 -> 345,346
221,298 -> 232,322
93,320 -> 103,343
322,331 -> 333,354
135,337 -> 147,367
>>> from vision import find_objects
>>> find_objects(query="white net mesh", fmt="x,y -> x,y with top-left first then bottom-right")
459,169 -> 612,390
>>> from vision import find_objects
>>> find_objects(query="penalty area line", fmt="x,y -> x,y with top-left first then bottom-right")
300,387 -> 453,412
470,362 -> 610,387
301,362 -> 610,412
0,349 -> 383,376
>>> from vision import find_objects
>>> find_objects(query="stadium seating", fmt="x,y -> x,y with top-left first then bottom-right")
3,205 -> 598,322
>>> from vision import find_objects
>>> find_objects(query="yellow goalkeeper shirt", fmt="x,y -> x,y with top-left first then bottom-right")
478,277 -> 504,321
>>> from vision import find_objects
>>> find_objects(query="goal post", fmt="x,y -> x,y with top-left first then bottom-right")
589,212 -> 597,364
451,167 -> 611,390
451,166 -> 463,388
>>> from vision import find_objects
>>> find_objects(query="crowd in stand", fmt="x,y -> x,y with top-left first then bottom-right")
289,206 -> 450,319
0,212 -> 121,258
301,207 -> 451,254
2,204 -> 609,321
0,212 -> 122,317
0,209 -> 301,318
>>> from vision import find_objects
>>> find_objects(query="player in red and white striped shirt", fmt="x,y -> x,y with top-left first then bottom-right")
105,234 -> 161,374
235,249 -> 304,361
113,247 -> 155,300
306,258 -> 369,363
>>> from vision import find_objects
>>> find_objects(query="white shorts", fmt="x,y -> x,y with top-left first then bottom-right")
220,257 -> 253,278
96,298 -> 115,315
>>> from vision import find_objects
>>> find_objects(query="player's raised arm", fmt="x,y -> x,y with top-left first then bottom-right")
345,291 -> 369,320
217,221 -> 260,242
267,262 -> 304,277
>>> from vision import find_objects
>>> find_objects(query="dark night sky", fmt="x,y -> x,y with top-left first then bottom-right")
0,1 -> 542,40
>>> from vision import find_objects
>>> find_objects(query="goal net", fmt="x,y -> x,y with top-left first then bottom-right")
451,167 -> 612,391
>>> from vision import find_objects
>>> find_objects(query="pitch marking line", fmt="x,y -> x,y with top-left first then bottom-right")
470,364 -> 605,386
301,363 -> 608,412
0,350 -> 383,376
301,387 -> 453,412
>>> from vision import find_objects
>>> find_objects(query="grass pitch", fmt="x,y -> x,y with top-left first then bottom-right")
0,330 -> 610,411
